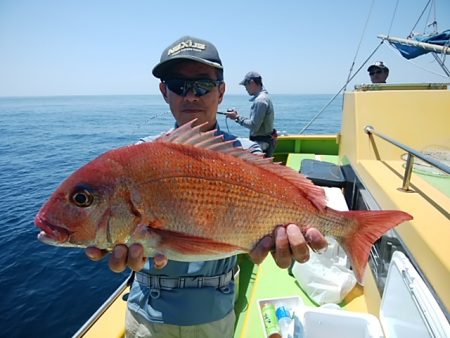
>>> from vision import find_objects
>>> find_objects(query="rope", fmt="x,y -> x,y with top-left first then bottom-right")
344,0 -> 376,91
431,53 -> 450,76
298,41 -> 385,135
300,0 -> 387,135
387,0 -> 400,37
297,0 -> 447,134
299,0 -> 397,135
298,0 -> 405,135
408,0 -> 432,37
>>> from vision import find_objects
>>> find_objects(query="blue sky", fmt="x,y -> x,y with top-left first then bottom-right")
1,0 -> 449,96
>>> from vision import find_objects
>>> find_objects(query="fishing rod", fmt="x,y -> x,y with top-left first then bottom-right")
216,111 -> 233,133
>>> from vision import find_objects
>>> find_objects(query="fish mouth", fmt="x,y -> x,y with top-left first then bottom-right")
35,215 -> 71,244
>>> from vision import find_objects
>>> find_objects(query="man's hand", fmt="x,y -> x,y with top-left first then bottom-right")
85,244 -> 167,273
225,109 -> 239,120
249,224 -> 328,268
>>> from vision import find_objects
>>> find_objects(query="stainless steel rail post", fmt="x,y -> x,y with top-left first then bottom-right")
364,125 -> 450,191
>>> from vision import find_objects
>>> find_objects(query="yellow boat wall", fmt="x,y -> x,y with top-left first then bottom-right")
340,85 -> 450,162
339,84 -> 450,313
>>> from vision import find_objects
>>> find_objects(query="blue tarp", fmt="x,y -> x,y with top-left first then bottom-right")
390,29 -> 450,59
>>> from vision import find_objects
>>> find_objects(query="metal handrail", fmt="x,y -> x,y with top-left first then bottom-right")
72,276 -> 130,338
364,125 -> 450,191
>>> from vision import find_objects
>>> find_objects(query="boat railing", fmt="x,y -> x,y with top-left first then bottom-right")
72,276 -> 130,338
364,125 -> 450,191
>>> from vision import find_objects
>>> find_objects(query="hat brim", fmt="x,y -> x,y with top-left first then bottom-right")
152,56 -> 223,78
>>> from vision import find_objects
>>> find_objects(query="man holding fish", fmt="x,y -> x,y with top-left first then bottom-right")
35,35 -> 411,337
86,36 -> 328,337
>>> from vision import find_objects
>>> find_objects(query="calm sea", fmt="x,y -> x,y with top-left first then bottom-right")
0,94 -> 342,338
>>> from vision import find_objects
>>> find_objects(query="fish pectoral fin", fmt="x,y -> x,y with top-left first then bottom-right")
152,228 -> 245,256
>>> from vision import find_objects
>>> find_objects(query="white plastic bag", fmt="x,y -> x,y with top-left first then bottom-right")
291,237 -> 357,305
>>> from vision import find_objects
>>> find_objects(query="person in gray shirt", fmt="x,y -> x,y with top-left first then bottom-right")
226,71 -> 276,157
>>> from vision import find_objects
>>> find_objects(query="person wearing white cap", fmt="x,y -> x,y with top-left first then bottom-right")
367,61 -> 389,83
226,71 -> 276,157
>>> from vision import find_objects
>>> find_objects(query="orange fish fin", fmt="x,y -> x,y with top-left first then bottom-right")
155,119 -> 327,210
337,209 -> 412,284
153,228 -> 245,256
154,119 -> 226,147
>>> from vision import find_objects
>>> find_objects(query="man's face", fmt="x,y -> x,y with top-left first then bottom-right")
244,80 -> 258,96
160,61 -> 225,132
369,68 -> 388,84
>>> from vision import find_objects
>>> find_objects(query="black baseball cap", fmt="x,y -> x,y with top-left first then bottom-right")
239,71 -> 262,85
367,61 -> 389,72
152,36 -> 223,79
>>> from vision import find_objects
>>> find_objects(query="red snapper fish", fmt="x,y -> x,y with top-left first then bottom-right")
35,120 -> 412,283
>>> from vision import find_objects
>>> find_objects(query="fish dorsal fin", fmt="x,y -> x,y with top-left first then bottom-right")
155,119 -> 224,146
155,119 -> 326,210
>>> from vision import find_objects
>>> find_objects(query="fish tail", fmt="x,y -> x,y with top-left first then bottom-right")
338,210 -> 412,284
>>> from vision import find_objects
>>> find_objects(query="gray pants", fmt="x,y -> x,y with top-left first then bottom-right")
125,307 -> 236,338
257,140 -> 276,158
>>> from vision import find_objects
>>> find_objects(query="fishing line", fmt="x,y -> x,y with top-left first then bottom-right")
217,111 -> 232,134
132,111 -> 171,134
146,111 -> 171,122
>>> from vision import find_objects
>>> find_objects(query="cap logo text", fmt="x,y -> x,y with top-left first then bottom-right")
168,39 -> 206,56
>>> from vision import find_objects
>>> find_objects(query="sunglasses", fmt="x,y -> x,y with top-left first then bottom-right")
163,79 -> 223,97
369,70 -> 383,76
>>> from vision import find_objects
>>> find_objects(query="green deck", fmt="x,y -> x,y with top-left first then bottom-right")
273,136 -> 339,164
286,153 -> 340,171
233,149 -> 342,338
233,255 -> 317,338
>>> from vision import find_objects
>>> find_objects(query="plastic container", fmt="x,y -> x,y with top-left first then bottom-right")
275,306 -> 291,337
258,297 -> 303,338
302,307 -> 383,338
261,302 -> 281,338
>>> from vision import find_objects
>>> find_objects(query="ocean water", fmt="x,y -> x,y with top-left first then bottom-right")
0,94 -> 342,338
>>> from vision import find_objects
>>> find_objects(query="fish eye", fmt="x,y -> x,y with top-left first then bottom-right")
71,189 -> 94,207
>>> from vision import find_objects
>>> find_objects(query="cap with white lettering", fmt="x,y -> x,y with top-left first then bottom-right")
152,36 -> 223,79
